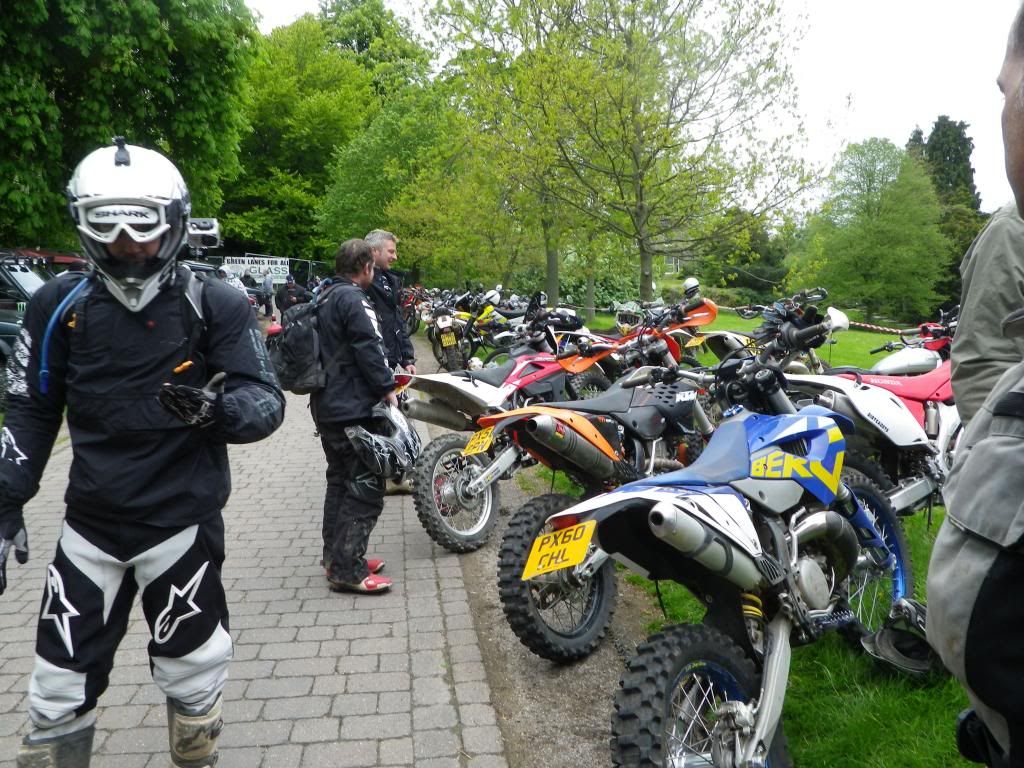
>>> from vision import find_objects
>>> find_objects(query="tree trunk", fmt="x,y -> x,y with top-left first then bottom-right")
585,274 -> 596,322
638,238 -> 654,302
542,212 -> 559,306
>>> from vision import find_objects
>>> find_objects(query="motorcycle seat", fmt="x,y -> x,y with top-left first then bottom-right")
838,359 -> 952,402
461,360 -> 517,387
630,420 -> 751,486
551,386 -> 636,414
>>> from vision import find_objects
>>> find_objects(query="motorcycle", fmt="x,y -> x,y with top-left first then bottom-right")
496,308 -> 913,666
516,311 -> 909,766
489,366 -> 715,661
399,338 -> 611,554
558,294 -> 719,380
782,307 -> 961,517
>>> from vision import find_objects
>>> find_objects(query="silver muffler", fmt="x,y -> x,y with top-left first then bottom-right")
525,414 -> 619,479
401,398 -> 476,432
648,500 -> 764,590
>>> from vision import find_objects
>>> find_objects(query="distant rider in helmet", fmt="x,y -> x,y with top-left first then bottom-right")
0,138 -> 285,767
312,238 -> 420,594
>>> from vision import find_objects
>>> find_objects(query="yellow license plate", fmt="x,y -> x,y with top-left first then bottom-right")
462,426 -> 494,456
521,520 -> 596,580
685,335 -> 705,348
441,331 -> 457,346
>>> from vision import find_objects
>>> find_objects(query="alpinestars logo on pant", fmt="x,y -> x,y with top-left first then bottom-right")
42,565 -> 81,657
155,561 -> 210,644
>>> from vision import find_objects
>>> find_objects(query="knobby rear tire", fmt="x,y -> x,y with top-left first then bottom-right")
497,493 -> 616,663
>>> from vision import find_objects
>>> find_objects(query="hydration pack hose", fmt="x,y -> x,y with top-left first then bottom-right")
39,275 -> 94,394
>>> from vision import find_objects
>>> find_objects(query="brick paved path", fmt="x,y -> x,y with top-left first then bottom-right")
0,391 -> 508,767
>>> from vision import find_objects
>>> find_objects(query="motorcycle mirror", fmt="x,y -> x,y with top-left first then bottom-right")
826,306 -> 850,332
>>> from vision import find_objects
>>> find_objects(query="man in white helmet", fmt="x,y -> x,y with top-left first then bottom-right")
0,138 -> 285,767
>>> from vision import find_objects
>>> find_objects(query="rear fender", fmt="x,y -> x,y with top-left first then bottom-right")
478,405 -> 620,461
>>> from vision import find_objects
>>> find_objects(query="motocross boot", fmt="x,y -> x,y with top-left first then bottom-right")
860,597 -> 939,676
16,725 -> 94,768
167,696 -> 223,767
956,709 -> 1011,767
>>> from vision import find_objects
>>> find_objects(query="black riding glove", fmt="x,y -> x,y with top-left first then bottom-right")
159,372 -> 227,428
0,515 -> 28,596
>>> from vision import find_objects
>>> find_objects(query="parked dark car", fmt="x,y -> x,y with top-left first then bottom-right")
0,250 -> 77,409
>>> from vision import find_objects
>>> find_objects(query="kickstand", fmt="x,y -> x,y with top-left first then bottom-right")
655,580 -> 667,618
927,495 -> 934,529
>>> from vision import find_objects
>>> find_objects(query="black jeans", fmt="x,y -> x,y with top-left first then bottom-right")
320,424 -> 385,582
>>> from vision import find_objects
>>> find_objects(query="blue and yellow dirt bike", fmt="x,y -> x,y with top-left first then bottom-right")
511,309 -> 912,766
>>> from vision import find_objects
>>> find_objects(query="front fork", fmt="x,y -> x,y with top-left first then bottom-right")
464,443 -> 523,496
714,614 -> 793,768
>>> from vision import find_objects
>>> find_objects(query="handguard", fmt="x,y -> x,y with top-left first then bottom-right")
159,372 -> 227,428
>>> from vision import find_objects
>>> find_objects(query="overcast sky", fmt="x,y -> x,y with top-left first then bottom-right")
245,0 -> 1022,212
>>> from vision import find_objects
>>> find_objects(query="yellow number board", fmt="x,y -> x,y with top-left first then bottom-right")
521,520 -> 597,580
441,331 -> 457,346
462,427 -> 495,457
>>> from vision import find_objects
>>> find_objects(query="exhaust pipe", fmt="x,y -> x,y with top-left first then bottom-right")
790,511 -> 859,583
525,414 -> 618,480
648,500 -> 764,590
401,398 -> 476,432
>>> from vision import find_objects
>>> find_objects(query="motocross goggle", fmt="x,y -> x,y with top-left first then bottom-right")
75,200 -> 170,244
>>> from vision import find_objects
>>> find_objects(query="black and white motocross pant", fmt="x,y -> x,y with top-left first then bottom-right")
27,515 -> 232,733
928,521 -> 1024,764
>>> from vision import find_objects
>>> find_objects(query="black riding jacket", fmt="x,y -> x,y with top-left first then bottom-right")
367,268 -> 415,368
0,266 -> 285,529
310,279 -> 395,427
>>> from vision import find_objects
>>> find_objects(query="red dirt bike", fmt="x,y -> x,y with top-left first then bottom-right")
398,337 -> 612,554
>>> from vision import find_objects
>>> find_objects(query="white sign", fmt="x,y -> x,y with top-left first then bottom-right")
228,254 -> 291,285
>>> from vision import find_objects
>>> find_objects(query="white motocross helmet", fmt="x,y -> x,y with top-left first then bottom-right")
67,138 -> 191,312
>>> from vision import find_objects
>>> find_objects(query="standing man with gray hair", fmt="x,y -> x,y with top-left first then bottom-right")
365,230 -> 417,494
365,230 -> 416,375
928,5 -> 1024,765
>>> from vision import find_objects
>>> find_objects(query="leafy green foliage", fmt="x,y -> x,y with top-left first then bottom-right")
320,0 -> 431,95
787,141 -> 950,322
221,16 -> 378,261
317,83 -> 457,256
906,116 -> 988,304
0,0 -> 257,245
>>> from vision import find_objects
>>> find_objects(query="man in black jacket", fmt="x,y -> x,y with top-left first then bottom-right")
312,239 -> 398,595
275,274 -> 310,319
0,140 -> 285,767
365,229 -> 415,374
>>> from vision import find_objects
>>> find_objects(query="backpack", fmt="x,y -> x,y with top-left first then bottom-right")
267,285 -> 336,394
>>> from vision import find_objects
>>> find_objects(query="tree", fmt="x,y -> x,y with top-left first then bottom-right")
0,0 -> 257,245
220,16 -> 378,261
919,116 -> 981,210
787,141 -> 950,321
699,209 -> 787,301
317,83 -> 457,252
319,0 -> 431,95
906,116 -> 987,304
434,0 -> 810,302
